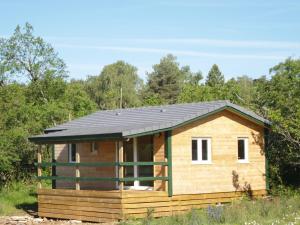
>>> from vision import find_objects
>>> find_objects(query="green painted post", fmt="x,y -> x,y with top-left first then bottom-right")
165,130 -> 173,197
264,127 -> 270,192
51,145 -> 56,189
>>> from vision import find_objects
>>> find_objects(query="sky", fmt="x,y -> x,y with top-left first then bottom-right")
1,0 -> 300,81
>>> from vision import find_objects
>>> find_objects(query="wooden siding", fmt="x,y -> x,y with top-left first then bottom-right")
38,189 -> 266,222
38,189 -> 122,223
55,141 -> 117,190
172,109 -> 266,195
153,133 -> 166,191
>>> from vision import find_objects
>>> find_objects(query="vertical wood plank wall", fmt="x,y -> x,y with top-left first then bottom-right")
153,133 -> 166,191
55,141 -> 116,190
172,110 -> 266,195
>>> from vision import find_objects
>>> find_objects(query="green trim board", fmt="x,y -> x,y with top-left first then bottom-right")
38,176 -> 119,181
35,162 -> 118,167
120,162 -> 168,166
165,130 -> 172,197
120,176 -> 168,182
35,161 -> 167,167
37,176 -> 168,182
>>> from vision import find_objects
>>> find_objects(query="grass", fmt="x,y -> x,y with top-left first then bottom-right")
0,181 -> 37,216
121,190 -> 300,225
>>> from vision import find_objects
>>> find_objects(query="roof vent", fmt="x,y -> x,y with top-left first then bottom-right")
116,112 -> 121,116
160,109 -> 166,112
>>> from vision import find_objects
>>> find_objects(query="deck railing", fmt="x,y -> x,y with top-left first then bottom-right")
35,161 -> 171,194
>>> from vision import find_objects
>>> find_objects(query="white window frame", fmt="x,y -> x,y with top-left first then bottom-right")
192,137 -> 212,164
237,137 -> 249,163
68,143 -> 77,163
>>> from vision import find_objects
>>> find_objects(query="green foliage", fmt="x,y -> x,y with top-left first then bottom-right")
85,60 -> 142,109
144,54 -> 191,104
205,64 -> 225,87
253,58 -> 300,186
0,24 -> 97,186
0,23 -> 67,83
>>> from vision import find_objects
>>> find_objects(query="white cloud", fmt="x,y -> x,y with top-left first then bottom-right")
48,36 -> 300,50
56,43 -> 285,60
118,38 -> 300,49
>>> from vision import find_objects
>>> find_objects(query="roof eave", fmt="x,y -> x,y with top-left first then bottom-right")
28,132 -> 123,144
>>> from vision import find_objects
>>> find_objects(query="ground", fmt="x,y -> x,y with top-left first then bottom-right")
0,182 -> 299,225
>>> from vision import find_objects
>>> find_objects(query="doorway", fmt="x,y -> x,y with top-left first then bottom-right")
123,135 -> 154,189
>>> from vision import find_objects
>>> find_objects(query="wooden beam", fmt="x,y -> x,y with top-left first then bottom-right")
118,141 -> 124,190
75,148 -> 80,190
37,145 -> 42,189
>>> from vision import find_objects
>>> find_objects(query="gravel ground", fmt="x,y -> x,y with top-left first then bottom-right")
0,216 -> 117,225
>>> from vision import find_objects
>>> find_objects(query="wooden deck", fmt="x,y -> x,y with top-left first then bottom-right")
37,188 -> 266,223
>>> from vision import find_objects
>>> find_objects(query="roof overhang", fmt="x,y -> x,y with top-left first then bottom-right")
28,132 -> 123,144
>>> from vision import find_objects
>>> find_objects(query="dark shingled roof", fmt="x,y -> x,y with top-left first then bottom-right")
29,100 -> 271,143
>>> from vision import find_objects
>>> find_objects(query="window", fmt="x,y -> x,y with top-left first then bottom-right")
192,138 -> 211,164
68,143 -> 76,163
91,142 -> 98,154
238,138 -> 248,163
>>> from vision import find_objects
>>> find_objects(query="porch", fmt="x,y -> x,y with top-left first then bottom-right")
35,131 -> 172,192
34,131 -> 174,222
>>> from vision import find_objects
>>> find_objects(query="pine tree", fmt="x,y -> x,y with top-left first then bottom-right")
146,54 -> 185,104
205,64 -> 225,87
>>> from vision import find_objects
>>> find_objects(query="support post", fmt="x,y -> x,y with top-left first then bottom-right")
118,141 -> 124,190
75,148 -> 80,190
264,127 -> 270,192
51,144 -> 56,189
165,131 -> 173,197
37,145 -> 42,189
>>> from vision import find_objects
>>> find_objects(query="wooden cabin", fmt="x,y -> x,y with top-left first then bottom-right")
29,100 -> 271,223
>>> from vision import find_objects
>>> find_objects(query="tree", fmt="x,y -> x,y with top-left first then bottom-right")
145,54 -> 188,104
178,84 -> 213,103
253,58 -> 300,186
205,64 -> 225,87
0,23 -> 67,83
85,61 -> 142,109
181,65 -> 203,85
0,24 -> 96,186
63,81 -> 97,119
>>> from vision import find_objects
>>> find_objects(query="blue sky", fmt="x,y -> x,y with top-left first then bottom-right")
1,0 -> 300,81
